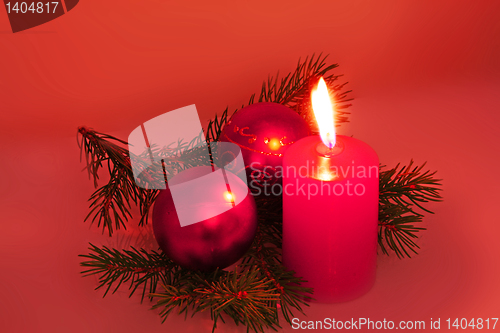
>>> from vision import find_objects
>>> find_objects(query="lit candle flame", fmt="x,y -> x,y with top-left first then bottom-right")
311,77 -> 336,148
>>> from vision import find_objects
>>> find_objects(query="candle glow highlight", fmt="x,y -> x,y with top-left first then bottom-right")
223,191 -> 234,202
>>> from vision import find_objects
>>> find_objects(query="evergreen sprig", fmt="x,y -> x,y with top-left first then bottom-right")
378,161 -> 442,258
249,53 -> 352,133
152,267 -> 282,332
77,54 -> 443,332
78,127 -> 209,235
78,127 -> 144,236
79,229 -> 310,333
80,243 -> 172,300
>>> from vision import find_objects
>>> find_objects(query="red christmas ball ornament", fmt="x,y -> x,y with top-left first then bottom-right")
221,102 -> 309,191
152,166 -> 258,271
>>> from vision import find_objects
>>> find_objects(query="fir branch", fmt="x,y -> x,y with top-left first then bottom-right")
244,233 -> 312,325
78,127 -> 209,235
253,53 -> 351,113
378,161 -> 442,258
380,160 -> 442,215
78,127 -> 144,236
242,196 -> 313,324
152,268 -> 282,333
131,130 -> 210,187
78,126 -> 131,188
80,242 -> 286,332
206,107 -> 230,143
138,189 -> 159,227
79,243 -> 175,301
84,166 -> 136,235
251,53 -> 352,134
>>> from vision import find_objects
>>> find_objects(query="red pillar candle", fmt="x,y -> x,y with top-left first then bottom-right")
282,78 -> 379,303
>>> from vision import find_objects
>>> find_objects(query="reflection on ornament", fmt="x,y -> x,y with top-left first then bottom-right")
223,190 -> 235,203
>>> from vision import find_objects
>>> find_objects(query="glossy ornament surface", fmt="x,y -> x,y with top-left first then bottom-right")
221,102 -> 309,192
152,166 -> 258,271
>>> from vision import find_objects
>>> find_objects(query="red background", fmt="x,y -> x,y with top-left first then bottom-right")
1,1 -> 499,332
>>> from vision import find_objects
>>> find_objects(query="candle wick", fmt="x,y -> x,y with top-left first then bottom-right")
316,138 -> 344,157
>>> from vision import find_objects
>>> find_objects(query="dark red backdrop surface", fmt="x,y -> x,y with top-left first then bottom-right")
1,1 -> 499,332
